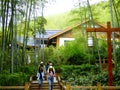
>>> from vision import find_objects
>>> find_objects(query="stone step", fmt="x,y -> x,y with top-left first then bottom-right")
30,86 -> 61,90
32,80 -> 58,84
30,80 -> 61,90
30,83 -> 60,88
30,88 -> 61,90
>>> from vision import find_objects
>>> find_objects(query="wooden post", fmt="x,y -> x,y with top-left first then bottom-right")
25,82 -> 29,90
56,73 -> 58,81
66,83 -> 70,90
97,82 -> 102,90
107,22 -> 113,86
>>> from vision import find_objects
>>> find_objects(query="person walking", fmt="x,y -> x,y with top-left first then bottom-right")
46,61 -> 50,72
47,63 -> 55,90
37,62 -> 45,90
40,61 -> 46,74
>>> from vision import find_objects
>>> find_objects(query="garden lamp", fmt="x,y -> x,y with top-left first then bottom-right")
87,36 -> 94,47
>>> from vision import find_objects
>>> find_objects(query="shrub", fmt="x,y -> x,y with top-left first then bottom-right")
0,72 -> 29,86
19,65 -> 37,75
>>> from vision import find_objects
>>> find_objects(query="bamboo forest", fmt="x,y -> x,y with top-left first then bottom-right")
0,0 -> 120,90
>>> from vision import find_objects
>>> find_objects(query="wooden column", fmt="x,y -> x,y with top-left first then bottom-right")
66,83 -> 70,90
107,22 -> 113,86
25,82 -> 29,90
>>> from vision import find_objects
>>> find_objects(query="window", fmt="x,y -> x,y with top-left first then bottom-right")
59,38 -> 75,46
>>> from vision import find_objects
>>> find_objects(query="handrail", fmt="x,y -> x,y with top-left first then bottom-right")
56,73 -> 66,90
70,84 -> 120,90
71,85 -> 98,90
0,82 -> 29,90
102,86 -> 120,89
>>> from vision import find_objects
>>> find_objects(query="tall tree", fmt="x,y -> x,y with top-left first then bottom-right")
0,0 -> 55,73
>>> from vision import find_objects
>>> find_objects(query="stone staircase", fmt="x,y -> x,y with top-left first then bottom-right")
30,80 -> 61,90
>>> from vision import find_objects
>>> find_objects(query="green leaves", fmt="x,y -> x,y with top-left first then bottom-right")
0,72 -> 29,86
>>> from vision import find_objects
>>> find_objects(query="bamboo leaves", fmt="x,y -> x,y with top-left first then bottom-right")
0,0 -> 48,73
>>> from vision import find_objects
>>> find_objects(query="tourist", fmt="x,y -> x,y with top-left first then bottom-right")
47,63 -> 55,90
37,62 -> 45,90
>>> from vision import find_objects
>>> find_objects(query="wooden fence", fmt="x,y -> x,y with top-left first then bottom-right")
0,82 -> 29,90
68,83 -> 120,90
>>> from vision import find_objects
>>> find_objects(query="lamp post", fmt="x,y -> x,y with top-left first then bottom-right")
86,22 -> 120,86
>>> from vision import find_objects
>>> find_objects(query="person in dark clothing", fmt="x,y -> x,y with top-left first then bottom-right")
46,61 -> 50,72
37,62 -> 45,90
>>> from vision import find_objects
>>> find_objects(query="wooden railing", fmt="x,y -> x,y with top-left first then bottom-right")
56,74 -> 120,90
70,83 -> 120,90
0,82 -> 29,90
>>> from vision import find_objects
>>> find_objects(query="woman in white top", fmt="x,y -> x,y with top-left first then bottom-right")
37,63 -> 45,90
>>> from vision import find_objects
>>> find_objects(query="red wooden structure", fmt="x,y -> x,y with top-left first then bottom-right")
86,22 -> 120,86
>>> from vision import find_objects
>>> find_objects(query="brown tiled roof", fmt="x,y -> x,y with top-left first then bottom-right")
48,20 -> 107,39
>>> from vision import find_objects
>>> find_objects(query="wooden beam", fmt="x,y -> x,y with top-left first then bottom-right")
86,28 -> 108,32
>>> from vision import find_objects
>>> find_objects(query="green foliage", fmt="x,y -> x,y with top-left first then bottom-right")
0,65 -> 38,86
113,64 -> 120,85
60,64 -> 99,80
92,71 -> 108,86
19,65 -> 37,75
60,64 -> 120,86
115,46 -> 120,63
45,1 -> 120,29
67,53 -> 87,65
0,0 -> 120,86
45,12 -> 74,30
0,72 -> 29,86
40,45 -> 56,64
45,31 -> 108,65
48,30 -> 95,65
94,39 -> 108,59
54,66 -> 62,73
0,31 -> 2,46
92,1 -> 110,24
